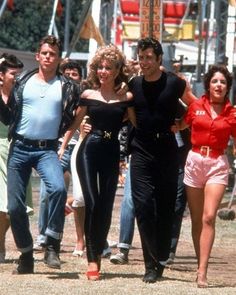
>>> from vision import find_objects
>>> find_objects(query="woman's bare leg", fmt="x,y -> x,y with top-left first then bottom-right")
186,186 -> 204,263
73,206 -> 85,253
197,183 -> 225,286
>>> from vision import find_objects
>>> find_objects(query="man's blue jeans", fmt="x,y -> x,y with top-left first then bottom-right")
37,143 -> 74,244
118,166 -> 135,250
37,181 -> 48,245
7,140 -> 67,253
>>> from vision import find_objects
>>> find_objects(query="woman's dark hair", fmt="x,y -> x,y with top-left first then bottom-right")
0,53 -> 24,73
204,65 -> 232,97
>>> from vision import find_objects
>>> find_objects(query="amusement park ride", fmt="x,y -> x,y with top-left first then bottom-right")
98,0 -> 234,76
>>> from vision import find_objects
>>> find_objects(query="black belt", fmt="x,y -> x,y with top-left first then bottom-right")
156,132 -> 173,139
14,133 -> 58,149
136,130 -> 174,140
91,129 -> 118,140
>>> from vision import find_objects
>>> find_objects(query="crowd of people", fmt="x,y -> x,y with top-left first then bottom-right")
0,35 -> 235,288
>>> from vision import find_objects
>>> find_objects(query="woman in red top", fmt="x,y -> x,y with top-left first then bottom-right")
178,65 -> 236,288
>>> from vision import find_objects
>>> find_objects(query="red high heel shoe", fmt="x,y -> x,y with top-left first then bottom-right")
86,270 -> 100,281
86,260 -> 101,281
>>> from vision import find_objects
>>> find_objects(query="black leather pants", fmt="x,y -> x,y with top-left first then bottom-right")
77,133 -> 120,262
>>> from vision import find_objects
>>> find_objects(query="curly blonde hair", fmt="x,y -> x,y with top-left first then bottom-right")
86,44 -> 129,89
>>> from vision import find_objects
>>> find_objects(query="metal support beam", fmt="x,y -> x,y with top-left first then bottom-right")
65,0 -> 94,57
48,0 -> 59,35
196,0 -> 203,82
203,0 -> 211,73
64,0 -> 71,52
100,0 -> 114,44
215,0 -> 228,64
0,0 -> 7,20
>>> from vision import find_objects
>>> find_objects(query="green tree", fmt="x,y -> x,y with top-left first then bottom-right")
0,0 -> 88,52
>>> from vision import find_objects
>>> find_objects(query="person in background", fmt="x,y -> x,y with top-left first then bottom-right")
110,163 -> 134,265
0,53 -> 33,263
177,65 -> 236,288
0,35 -> 80,274
166,128 -> 191,264
60,59 -> 83,82
62,60 -> 85,256
116,59 -> 141,189
59,44 -> 136,280
166,63 -> 192,264
69,116 -> 88,257
110,60 -> 141,265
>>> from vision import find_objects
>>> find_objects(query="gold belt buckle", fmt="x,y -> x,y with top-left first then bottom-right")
104,131 -> 112,139
200,146 -> 211,157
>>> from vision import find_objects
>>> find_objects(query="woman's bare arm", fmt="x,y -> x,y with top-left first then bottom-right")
58,106 -> 87,158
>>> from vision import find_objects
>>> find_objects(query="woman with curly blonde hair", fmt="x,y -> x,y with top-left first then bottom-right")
59,44 -> 136,280
86,44 -> 129,90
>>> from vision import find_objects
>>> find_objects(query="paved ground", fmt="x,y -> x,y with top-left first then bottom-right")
0,177 -> 236,295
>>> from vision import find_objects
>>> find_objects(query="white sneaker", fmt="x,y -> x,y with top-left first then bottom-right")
0,252 -> 6,263
101,246 -> 112,258
72,249 -> 84,257
166,252 -> 175,264
110,251 -> 128,265
107,239 -> 118,248
33,242 -> 45,251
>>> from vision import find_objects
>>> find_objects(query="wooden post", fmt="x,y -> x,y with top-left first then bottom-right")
140,0 -> 162,40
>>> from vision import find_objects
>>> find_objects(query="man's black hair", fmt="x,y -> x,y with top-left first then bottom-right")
60,60 -> 82,77
137,38 -> 163,57
0,53 -> 24,73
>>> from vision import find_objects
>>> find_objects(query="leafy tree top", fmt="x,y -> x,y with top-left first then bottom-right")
0,0 -> 88,53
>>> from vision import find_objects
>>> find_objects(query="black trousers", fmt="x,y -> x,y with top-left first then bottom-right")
130,135 -> 178,270
77,134 -> 120,262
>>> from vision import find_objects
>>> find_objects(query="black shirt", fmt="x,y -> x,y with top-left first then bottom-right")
129,72 -> 186,134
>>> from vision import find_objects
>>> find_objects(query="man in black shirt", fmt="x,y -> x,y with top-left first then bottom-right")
129,38 -> 195,283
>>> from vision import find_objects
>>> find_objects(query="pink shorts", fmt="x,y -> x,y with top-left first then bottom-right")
184,150 -> 229,188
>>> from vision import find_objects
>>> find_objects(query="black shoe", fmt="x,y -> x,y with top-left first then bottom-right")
44,237 -> 61,269
44,247 -> 61,269
13,251 -> 34,274
156,262 -> 165,277
142,263 -> 165,283
143,269 -> 159,283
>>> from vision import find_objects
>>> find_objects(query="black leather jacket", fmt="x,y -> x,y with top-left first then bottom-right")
0,68 -> 80,140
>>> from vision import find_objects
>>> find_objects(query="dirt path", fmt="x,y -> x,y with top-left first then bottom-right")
0,179 -> 236,295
